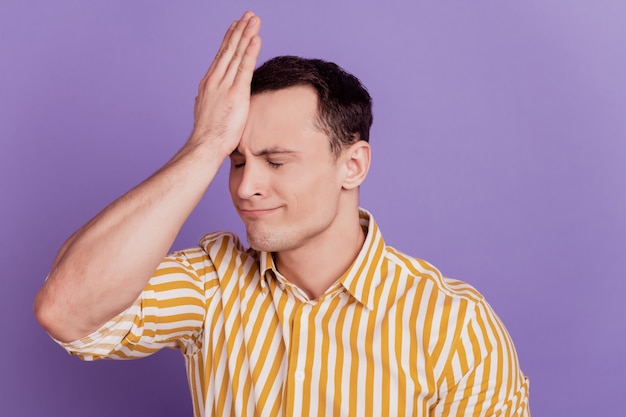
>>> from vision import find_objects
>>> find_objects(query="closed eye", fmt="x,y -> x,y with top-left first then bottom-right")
267,160 -> 283,169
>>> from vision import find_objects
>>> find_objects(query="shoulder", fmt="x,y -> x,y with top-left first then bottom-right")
382,246 -> 517,359
383,245 -> 485,305
382,247 -> 517,361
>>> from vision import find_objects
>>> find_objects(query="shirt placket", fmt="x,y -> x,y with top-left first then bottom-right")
283,300 -> 314,416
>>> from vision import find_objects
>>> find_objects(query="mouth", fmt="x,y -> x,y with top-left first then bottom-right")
238,207 -> 281,217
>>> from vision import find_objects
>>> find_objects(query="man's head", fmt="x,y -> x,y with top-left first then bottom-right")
251,55 -> 373,157
229,56 -> 372,254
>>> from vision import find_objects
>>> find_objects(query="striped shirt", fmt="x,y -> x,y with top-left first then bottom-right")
58,209 -> 530,416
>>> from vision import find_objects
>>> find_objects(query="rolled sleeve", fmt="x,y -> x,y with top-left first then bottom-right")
55,247 -> 215,361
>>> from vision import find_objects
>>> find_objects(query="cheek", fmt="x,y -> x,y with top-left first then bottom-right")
289,168 -> 341,207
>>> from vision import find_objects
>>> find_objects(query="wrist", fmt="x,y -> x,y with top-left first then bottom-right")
187,129 -> 236,161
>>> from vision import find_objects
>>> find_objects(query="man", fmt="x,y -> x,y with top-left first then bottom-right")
34,11 -> 530,417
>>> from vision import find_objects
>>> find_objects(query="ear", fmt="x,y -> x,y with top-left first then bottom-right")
341,141 -> 371,190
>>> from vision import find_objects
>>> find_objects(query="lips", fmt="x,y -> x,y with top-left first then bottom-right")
238,206 -> 281,217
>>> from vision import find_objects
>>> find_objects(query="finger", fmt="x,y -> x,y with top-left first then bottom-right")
205,11 -> 255,84
199,20 -> 236,89
205,20 -> 236,75
231,35 -> 262,89
223,16 -> 262,85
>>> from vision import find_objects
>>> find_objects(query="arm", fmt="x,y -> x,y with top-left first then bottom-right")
434,300 -> 530,416
34,11 -> 262,343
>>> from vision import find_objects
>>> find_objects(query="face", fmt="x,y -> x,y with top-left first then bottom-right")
229,86 -> 347,253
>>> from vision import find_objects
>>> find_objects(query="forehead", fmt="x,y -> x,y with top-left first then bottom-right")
240,86 -> 329,154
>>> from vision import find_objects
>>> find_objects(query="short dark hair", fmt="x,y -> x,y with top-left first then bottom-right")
251,56 -> 373,157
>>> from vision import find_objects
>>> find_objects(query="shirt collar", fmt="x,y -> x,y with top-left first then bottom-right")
259,208 -> 386,310
259,251 -> 273,294
337,208 -> 386,310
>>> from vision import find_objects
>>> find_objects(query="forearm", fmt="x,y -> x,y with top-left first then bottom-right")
34,142 -> 225,342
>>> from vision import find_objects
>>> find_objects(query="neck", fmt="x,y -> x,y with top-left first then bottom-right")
274,206 -> 365,300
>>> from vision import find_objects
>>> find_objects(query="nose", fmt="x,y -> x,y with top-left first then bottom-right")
233,161 -> 265,200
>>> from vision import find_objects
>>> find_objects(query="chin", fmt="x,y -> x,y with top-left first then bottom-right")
246,229 -> 297,253
247,235 -> 280,252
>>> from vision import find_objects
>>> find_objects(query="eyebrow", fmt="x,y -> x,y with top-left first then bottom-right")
231,147 -> 300,157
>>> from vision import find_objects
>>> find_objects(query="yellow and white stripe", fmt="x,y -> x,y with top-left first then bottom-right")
58,209 -> 530,416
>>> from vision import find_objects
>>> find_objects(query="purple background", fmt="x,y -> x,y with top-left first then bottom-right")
1,1 -> 625,416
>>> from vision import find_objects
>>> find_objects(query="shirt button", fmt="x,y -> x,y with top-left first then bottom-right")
294,370 -> 305,382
